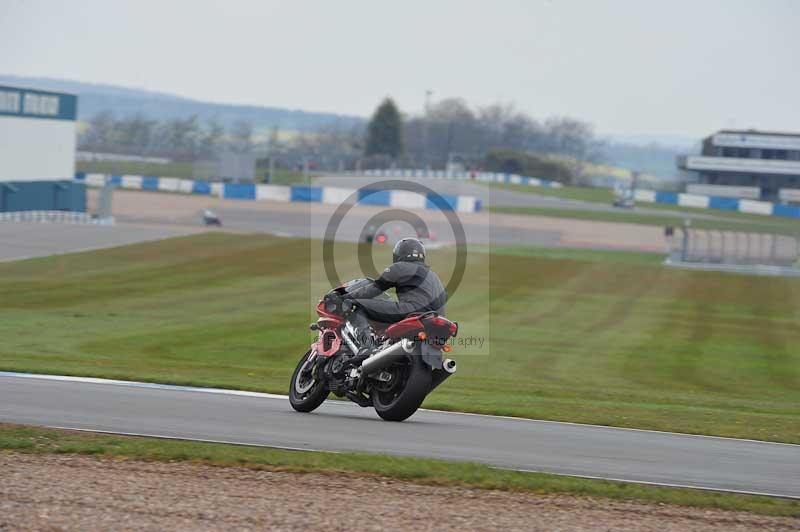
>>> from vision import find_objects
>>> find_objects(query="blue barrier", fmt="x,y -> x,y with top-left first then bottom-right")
192,181 -> 211,195
655,191 -> 679,204
426,192 -> 458,211
772,204 -> 800,218
290,185 -> 323,203
358,188 -> 391,206
141,176 -> 160,191
708,197 -> 740,211
223,183 -> 256,200
72,172 -> 487,213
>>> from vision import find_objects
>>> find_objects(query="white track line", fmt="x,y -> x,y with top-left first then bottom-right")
489,467 -> 800,501
1,371 -> 798,449
29,426 -> 800,501
47,426 -> 340,454
0,371 -> 286,400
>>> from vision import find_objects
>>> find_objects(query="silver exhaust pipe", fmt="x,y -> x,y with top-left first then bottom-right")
360,338 -> 416,374
430,358 -> 457,391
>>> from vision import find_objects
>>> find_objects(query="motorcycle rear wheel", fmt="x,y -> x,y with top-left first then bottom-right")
289,350 -> 329,413
372,354 -> 431,422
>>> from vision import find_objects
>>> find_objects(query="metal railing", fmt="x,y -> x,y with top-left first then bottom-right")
0,211 -> 114,225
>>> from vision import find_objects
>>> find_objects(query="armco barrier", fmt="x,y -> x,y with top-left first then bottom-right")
634,189 -> 800,219
355,169 -> 563,189
74,173 -> 482,213
0,210 -> 113,225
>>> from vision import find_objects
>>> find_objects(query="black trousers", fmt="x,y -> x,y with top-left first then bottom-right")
345,299 -> 411,351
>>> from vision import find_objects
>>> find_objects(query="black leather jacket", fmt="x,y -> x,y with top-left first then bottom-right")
346,261 -> 447,315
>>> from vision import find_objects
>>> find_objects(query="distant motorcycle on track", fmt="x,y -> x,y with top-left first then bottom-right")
289,279 -> 458,421
202,209 -> 222,227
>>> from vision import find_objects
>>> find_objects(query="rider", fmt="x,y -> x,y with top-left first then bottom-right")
343,237 -> 447,361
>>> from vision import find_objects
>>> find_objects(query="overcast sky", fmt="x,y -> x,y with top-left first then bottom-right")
1,0 -> 798,138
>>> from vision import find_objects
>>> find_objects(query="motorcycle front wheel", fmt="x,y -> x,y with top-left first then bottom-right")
289,350 -> 329,413
372,353 -> 431,422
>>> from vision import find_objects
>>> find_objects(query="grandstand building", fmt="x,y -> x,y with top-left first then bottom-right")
677,130 -> 800,202
0,83 -> 84,212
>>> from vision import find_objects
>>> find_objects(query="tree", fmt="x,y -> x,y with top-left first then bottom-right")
156,116 -> 200,160
484,149 -> 577,184
365,98 -> 403,159
116,114 -> 157,154
230,120 -> 253,153
199,119 -> 225,157
79,111 -> 116,151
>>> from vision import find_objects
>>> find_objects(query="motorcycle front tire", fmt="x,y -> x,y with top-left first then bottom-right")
289,350 -> 329,413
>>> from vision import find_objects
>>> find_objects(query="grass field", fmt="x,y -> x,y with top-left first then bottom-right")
76,160 -> 307,185
492,205 -> 800,235
488,182 -> 615,203
1,424 -> 796,517
489,182 -> 800,234
1,233 -> 799,442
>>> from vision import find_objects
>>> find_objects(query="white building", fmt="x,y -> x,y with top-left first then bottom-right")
0,84 -> 83,211
678,130 -> 800,201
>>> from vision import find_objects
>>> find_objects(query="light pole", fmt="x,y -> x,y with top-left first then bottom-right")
422,90 -> 433,171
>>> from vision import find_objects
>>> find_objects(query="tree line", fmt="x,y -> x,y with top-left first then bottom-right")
79,111 -> 255,161
368,98 -> 602,163
79,96 -> 605,183
362,97 -> 604,183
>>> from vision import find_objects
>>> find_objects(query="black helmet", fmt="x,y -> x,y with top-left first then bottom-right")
393,237 -> 426,263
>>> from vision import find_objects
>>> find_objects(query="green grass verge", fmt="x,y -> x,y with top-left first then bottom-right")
487,182 -> 615,203
491,205 -> 800,235
473,245 -> 664,265
76,160 -> 306,185
1,424 -> 796,517
487,181 -> 800,235
1,233 -> 798,443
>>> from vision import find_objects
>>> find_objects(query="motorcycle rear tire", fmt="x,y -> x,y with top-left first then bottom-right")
372,354 -> 431,422
289,350 -> 329,413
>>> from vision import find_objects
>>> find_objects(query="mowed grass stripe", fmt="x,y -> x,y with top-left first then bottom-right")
0,233 -> 798,442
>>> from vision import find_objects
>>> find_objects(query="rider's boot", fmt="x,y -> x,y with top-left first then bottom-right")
345,306 -> 375,365
350,330 -> 376,365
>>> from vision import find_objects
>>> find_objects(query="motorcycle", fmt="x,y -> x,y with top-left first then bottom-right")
289,278 -> 458,421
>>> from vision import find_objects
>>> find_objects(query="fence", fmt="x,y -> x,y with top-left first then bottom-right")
666,226 -> 800,276
74,173 -> 482,213
354,169 -> 563,189
0,210 -> 113,225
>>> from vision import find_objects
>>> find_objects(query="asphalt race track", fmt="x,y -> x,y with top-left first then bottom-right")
1,372 -> 798,499
0,223 -> 198,262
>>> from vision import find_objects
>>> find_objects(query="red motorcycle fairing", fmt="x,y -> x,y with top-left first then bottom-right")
385,313 -> 458,344
316,300 -> 345,325
315,329 -> 341,357
314,300 -> 346,357
384,315 -> 425,338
